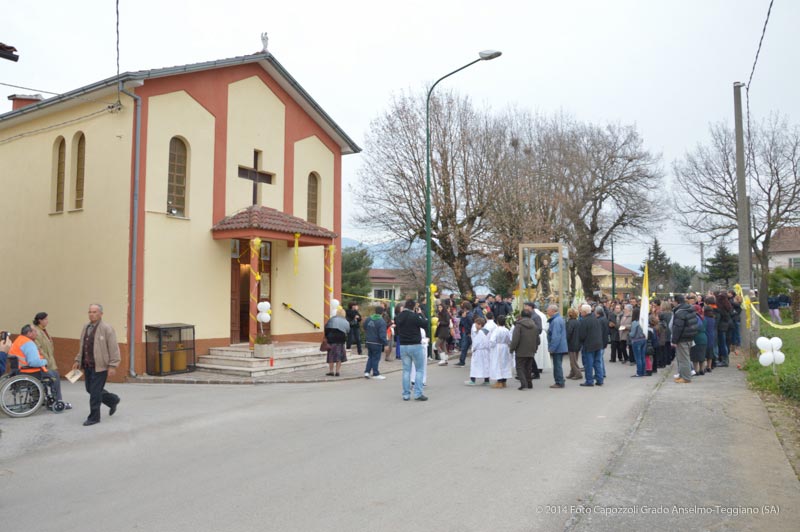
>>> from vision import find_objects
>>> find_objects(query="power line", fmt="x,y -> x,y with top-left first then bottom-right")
0,106 -> 117,145
0,82 -> 59,95
744,0 -> 775,185
0,81 -> 120,107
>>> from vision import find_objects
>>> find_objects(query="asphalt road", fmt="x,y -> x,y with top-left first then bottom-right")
0,359 -> 792,532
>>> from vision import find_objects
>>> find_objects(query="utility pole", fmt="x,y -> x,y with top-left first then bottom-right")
700,242 -> 705,294
610,237 -> 616,300
733,82 -> 752,355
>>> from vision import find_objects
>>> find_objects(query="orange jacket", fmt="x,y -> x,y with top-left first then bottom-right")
9,336 -> 47,373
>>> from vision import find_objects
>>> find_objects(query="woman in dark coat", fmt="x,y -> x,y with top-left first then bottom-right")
703,305 -> 717,373
565,308 -> 583,380
690,305 -> 707,375
716,293 -> 733,367
434,304 -> 451,363
324,308 -> 350,376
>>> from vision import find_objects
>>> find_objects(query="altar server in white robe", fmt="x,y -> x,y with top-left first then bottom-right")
534,307 -> 551,371
490,316 -> 513,388
465,317 -> 491,386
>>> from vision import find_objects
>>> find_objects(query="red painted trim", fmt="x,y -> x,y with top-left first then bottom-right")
333,154 -> 342,303
124,62 -> 345,373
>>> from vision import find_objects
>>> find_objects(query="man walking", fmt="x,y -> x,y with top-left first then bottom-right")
394,299 -> 428,401
546,305 -> 568,388
509,309 -> 539,390
578,304 -> 604,387
72,304 -> 121,426
671,294 -> 698,384
363,305 -> 388,380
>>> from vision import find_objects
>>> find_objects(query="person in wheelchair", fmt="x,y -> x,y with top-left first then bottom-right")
1,332 -> 10,374
8,324 -> 71,410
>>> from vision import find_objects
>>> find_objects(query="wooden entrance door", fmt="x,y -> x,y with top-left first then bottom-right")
230,239 -> 272,344
230,257 -> 241,344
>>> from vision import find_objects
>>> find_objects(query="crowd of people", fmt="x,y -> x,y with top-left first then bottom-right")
325,289 -> 745,401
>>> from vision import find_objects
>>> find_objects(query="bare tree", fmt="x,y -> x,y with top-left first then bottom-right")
673,117 -> 800,309
354,89 -> 501,296
478,110 -> 565,292
554,120 -> 662,294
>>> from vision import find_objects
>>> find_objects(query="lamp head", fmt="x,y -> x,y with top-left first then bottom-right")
479,50 -> 502,60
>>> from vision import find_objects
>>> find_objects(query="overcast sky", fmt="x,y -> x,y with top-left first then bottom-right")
3,0 -> 797,270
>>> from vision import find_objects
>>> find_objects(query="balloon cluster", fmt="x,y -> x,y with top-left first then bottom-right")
756,336 -> 786,367
257,301 -> 272,323
330,298 -> 341,314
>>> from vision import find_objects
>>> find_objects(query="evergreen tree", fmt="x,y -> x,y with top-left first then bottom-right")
341,247 -> 373,300
704,244 -> 738,288
670,263 -> 697,293
643,237 -> 672,289
487,265 -> 515,298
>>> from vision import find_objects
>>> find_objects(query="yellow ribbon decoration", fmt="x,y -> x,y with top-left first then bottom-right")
733,284 -> 751,329
293,233 -> 300,275
735,283 -> 800,330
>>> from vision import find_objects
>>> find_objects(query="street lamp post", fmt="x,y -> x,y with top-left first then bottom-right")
610,237 -> 616,300
425,50 -> 501,355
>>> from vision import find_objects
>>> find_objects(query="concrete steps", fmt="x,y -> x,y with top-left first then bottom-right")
196,342 -> 367,377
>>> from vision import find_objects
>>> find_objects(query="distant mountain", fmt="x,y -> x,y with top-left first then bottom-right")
340,237 -> 392,268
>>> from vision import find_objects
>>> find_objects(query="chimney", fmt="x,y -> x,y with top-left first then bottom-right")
8,93 -> 44,111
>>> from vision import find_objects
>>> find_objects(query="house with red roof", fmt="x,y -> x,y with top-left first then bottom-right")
0,51 -> 359,378
592,260 -> 640,299
768,227 -> 800,271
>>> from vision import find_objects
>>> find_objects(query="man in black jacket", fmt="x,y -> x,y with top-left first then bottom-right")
395,299 -> 429,401
578,304 -> 604,386
671,294 -> 697,383
345,302 -> 363,356
456,302 -> 473,367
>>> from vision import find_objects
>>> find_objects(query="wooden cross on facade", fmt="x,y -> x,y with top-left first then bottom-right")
238,150 -> 274,205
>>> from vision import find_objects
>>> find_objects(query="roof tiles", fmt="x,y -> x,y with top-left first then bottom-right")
211,205 -> 337,239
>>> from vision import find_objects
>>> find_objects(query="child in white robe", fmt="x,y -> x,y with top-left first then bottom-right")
490,317 -> 513,388
465,317 -> 491,386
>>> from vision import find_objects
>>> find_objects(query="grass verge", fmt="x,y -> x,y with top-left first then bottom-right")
744,322 -> 800,401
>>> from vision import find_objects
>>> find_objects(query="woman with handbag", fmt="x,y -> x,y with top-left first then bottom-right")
323,308 -> 350,377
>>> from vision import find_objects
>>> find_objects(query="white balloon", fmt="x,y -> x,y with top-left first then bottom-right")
770,337 -> 783,352
257,312 -> 269,323
330,299 -> 340,309
257,301 -> 269,312
773,351 -> 785,365
759,352 -> 774,367
262,313 -> 271,323
756,337 -> 771,351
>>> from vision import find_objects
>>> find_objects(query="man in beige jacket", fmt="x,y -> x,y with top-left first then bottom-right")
72,304 -> 121,426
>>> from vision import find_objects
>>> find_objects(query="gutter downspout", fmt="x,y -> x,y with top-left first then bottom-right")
121,83 -> 142,378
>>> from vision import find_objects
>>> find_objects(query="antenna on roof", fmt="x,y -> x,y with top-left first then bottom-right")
260,32 -> 269,52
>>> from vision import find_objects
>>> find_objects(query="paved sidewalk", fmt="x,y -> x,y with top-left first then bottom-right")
133,351 -> 428,384
568,353 -> 800,532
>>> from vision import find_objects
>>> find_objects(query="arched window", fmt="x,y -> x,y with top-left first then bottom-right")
307,172 -> 319,225
74,133 -> 85,209
167,137 -> 188,216
54,137 -> 66,212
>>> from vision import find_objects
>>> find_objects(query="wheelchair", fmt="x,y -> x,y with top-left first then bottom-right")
0,356 -> 66,418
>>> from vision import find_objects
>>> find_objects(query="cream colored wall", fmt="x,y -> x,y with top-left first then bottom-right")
270,242 -> 325,335
226,76 -> 285,215
0,101 -> 133,340
292,136 -> 334,230
142,91 -> 230,340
